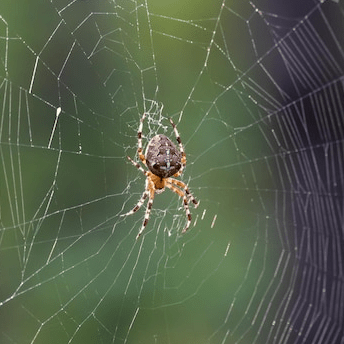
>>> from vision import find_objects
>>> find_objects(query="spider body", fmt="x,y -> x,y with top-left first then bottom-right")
145,134 -> 182,179
122,113 -> 198,239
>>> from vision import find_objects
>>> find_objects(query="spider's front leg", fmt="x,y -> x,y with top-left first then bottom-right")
169,178 -> 198,208
120,189 -> 149,217
165,182 -> 193,233
136,180 -> 155,239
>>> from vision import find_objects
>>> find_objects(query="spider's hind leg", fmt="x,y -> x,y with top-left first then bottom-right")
138,113 -> 147,164
126,155 -> 147,176
169,118 -> 186,174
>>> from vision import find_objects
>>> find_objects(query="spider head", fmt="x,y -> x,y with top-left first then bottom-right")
145,134 -> 182,178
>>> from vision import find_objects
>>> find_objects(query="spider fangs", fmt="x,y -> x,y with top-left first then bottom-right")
122,113 -> 198,239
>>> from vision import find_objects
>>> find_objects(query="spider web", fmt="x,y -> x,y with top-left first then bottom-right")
1,0 -> 344,343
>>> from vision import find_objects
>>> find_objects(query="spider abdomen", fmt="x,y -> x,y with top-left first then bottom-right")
145,134 -> 182,178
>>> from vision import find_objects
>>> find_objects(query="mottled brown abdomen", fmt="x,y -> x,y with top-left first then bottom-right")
145,134 -> 182,178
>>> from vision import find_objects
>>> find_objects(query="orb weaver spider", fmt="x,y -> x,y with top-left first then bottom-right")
122,113 -> 198,239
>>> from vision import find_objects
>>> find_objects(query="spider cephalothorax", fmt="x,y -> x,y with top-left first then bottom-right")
122,113 -> 198,239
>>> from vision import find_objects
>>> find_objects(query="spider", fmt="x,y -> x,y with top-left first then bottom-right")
122,113 -> 198,239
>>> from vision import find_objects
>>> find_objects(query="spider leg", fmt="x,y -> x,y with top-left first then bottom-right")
126,155 -> 147,176
168,178 -> 198,208
121,189 -> 149,216
138,113 -> 147,165
125,155 -> 157,239
169,118 -> 186,176
136,180 -> 155,239
165,182 -> 192,233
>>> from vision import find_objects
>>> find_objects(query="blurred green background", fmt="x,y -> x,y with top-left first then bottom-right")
1,0 -> 344,343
